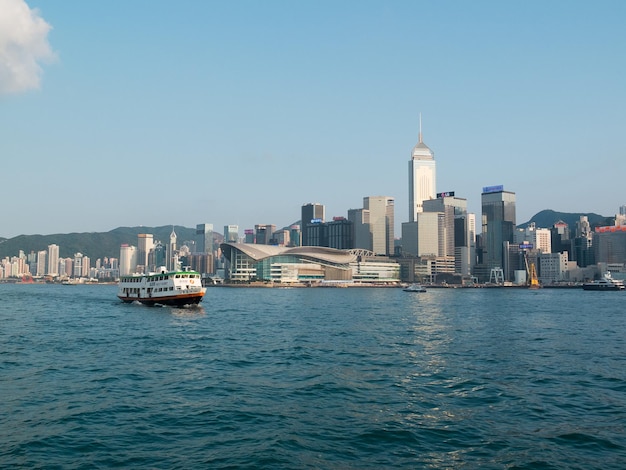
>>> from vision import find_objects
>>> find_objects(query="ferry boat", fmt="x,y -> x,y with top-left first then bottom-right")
117,268 -> 206,306
582,272 -> 625,291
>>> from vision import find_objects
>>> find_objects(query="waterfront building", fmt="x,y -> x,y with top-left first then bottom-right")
594,225 -> 626,264
409,117 -> 436,221
301,203 -> 325,246
539,252 -> 569,284
475,186 -> 516,282
220,243 -> 400,284
47,244 -> 59,276
363,196 -> 394,256
195,224 -> 213,254
224,225 -> 239,243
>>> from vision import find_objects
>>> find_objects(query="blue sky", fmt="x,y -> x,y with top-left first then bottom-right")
1,0 -> 625,238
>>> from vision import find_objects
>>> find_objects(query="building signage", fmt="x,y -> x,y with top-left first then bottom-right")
310,218 -> 322,224
436,191 -> 455,198
482,185 -> 504,193
519,243 -> 533,250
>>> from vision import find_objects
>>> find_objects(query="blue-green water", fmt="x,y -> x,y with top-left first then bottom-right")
1,284 -> 625,469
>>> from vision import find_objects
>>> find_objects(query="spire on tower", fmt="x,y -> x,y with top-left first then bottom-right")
418,113 -> 423,144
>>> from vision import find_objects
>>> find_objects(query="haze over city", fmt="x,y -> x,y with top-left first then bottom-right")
1,0 -> 625,239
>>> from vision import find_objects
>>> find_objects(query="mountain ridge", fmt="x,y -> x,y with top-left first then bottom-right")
0,210 -> 615,261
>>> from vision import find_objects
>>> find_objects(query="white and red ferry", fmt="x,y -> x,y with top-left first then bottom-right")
117,268 -> 206,306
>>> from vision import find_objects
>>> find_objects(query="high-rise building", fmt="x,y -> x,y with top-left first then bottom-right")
423,194 -> 470,274
301,203 -> 325,246
195,224 -> 213,254
73,253 -> 84,278
401,212 -> 440,257
477,186 -> 516,281
408,117 -> 436,222
137,234 -> 154,272
167,227 -> 177,270
348,208 -> 371,250
47,244 -> 59,276
36,250 -> 47,276
363,196 -> 395,256
224,225 -> 239,243
119,244 -> 137,276
254,224 -> 276,245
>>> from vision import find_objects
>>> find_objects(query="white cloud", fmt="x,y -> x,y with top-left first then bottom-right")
0,0 -> 55,94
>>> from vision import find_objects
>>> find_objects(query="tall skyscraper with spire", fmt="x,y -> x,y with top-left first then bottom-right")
409,116 -> 436,222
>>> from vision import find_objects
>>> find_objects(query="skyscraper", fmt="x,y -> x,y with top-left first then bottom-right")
301,203 -> 325,246
47,244 -> 59,276
224,225 -> 239,243
409,117 -> 436,222
195,224 -> 213,253
479,186 -> 516,281
137,234 -> 154,272
167,227 -> 177,270
363,196 -> 395,255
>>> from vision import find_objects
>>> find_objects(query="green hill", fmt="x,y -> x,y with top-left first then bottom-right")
0,226 -> 215,261
518,210 -> 612,229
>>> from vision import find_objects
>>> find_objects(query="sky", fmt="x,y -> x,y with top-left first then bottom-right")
1,0 -> 625,239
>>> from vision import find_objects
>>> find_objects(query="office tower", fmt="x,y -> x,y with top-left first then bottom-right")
47,244 -> 59,276
424,194 -> 470,274
468,213 -> 476,274
301,203 -> 325,246
480,186 -> 516,280
137,234 -> 154,271
195,224 -> 213,253
327,217 -> 354,249
254,224 -> 276,245
348,208 -> 371,250
363,196 -> 395,255
514,223 -> 552,253
304,220 -> 326,247
289,225 -> 301,247
81,256 -> 91,277
409,117 -> 436,222
119,244 -> 138,276
244,229 -> 255,244
224,225 -> 239,243
572,216 -> 594,267
401,212 -> 440,257
167,227 -> 177,270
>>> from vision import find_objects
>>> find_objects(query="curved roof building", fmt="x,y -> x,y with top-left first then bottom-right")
220,242 -> 358,283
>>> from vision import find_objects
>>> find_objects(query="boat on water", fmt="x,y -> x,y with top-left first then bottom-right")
582,272 -> 625,291
117,268 -> 206,306
403,283 -> 427,293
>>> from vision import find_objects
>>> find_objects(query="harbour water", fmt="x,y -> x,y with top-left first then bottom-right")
1,284 -> 625,469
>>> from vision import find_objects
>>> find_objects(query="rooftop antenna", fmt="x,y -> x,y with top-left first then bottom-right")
419,113 -> 423,144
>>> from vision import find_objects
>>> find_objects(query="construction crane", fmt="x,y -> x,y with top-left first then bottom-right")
524,251 -> 541,289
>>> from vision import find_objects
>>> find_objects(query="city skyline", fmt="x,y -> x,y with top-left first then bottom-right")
1,1 -> 625,239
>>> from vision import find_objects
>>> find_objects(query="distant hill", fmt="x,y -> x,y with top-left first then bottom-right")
518,210 -> 613,230
0,226 -> 223,261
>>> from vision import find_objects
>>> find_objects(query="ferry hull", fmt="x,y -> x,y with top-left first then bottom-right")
117,291 -> 205,307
